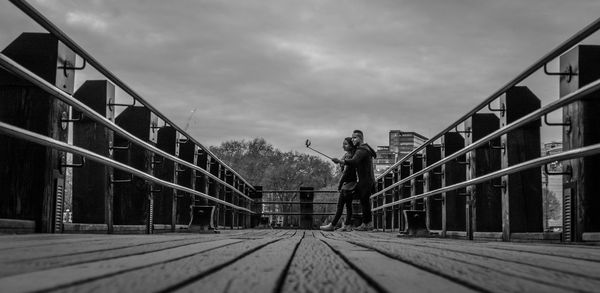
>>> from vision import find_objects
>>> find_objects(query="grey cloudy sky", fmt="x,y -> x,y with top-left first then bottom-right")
1,0 -> 599,159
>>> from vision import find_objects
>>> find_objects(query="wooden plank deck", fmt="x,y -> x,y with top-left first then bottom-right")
0,230 -> 599,293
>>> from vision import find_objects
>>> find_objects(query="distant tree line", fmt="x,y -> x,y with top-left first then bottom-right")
210,138 -> 341,226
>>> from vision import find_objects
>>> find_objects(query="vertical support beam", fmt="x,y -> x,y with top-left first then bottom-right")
441,132 -> 466,237
374,178 -> 382,230
154,126 -> 178,231
398,161 -> 411,232
425,144 -> 443,231
383,173 -> 393,231
560,45 -> 600,242
224,171 -> 233,229
410,153 -> 424,210
195,149 -> 209,205
176,140 -> 196,226
113,106 -> 158,232
300,187 -> 314,229
392,168 -> 401,231
500,86 -> 542,241
72,80 -> 115,233
465,114 -> 501,238
0,33 -> 75,233
250,186 -> 263,228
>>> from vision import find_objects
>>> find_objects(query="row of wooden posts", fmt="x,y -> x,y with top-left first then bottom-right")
373,45 -> 600,242
0,33 -> 260,233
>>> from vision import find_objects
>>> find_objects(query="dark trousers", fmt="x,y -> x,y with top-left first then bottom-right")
359,188 -> 372,224
331,190 -> 353,226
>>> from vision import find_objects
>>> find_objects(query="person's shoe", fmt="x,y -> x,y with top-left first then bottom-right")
320,223 -> 335,231
336,224 -> 352,232
364,222 -> 374,231
354,223 -> 367,231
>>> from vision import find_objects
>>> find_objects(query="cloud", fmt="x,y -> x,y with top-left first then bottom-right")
1,0 -> 599,160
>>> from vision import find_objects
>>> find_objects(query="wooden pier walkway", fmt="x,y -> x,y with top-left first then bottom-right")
1,231 -> 599,293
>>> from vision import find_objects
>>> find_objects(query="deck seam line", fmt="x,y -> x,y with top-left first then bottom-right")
157,235 -> 292,293
321,233 -> 492,293
273,230 -> 304,293
27,239 -> 244,293
347,236 -> 600,280
316,232 -> 388,293
341,235 -> 588,293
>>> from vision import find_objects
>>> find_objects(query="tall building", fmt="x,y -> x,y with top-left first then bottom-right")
389,130 -> 428,159
374,130 -> 428,177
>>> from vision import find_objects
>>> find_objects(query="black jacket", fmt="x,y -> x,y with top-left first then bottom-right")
338,152 -> 357,191
343,143 -> 377,191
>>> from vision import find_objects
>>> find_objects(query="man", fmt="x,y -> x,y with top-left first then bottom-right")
332,129 -> 377,231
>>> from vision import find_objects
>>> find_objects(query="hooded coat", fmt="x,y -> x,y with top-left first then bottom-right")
342,143 -> 377,194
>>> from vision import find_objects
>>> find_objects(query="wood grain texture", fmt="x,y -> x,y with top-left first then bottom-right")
336,233 -> 596,293
0,238 -> 242,293
281,232 -> 376,293
173,232 -> 303,293
50,234 -> 292,293
317,232 -> 474,293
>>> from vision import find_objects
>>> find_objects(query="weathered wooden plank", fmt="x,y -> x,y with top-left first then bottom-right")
0,234 -> 260,277
281,232 -> 376,293
0,238 -> 242,293
45,234 -> 293,293
317,232 -> 475,293
335,234 -> 581,292
173,232 -> 304,293
348,235 -> 600,280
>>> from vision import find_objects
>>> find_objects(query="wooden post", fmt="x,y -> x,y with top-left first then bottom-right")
425,144 -> 443,231
224,171 -> 233,229
441,132 -> 466,237
250,186 -> 263,228
154,126 -> 179,232
410,153 -> 424,210
113,106 -> 158,231
374,178 -> 383,230
299,187 -> 314,229
384,173 -> 393,231
72,80 -> 115,233
0,33 -> 75,233
560,45 -> 600,242
176,140 -> 196,226
398,161 -> 411,231
465,114 -> 501,238
500,86 -> 542,241
392,168 -> 401,231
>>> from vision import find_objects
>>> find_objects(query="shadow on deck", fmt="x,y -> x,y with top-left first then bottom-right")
1,230 -> 599,292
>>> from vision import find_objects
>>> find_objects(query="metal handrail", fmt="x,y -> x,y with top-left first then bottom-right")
371,77 -> 600,199
8,0 -> 255,191
259,190 -> 339,193
0,121 -> 254,214
261,201 -> 340,205
0,53 -> 253,202
372,142 -> 600,212
376,16 -> 600,180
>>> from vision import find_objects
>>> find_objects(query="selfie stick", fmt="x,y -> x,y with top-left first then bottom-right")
305,139 -> 333,160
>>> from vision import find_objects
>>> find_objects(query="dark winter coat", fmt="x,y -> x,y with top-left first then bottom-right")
337,152 -> 357,191
343,143 -> 377,194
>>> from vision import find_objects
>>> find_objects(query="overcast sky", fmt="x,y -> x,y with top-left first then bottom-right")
1,0 -> 599,159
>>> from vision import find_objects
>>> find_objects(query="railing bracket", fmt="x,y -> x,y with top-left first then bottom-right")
544,63 -> 577,83
58,58 -> 86,77
487,102 -> 506,117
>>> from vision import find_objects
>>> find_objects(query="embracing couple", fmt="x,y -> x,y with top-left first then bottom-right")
320,129 -> 377,232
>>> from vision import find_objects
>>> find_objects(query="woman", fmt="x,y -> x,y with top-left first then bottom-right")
320,137 -> 357,232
